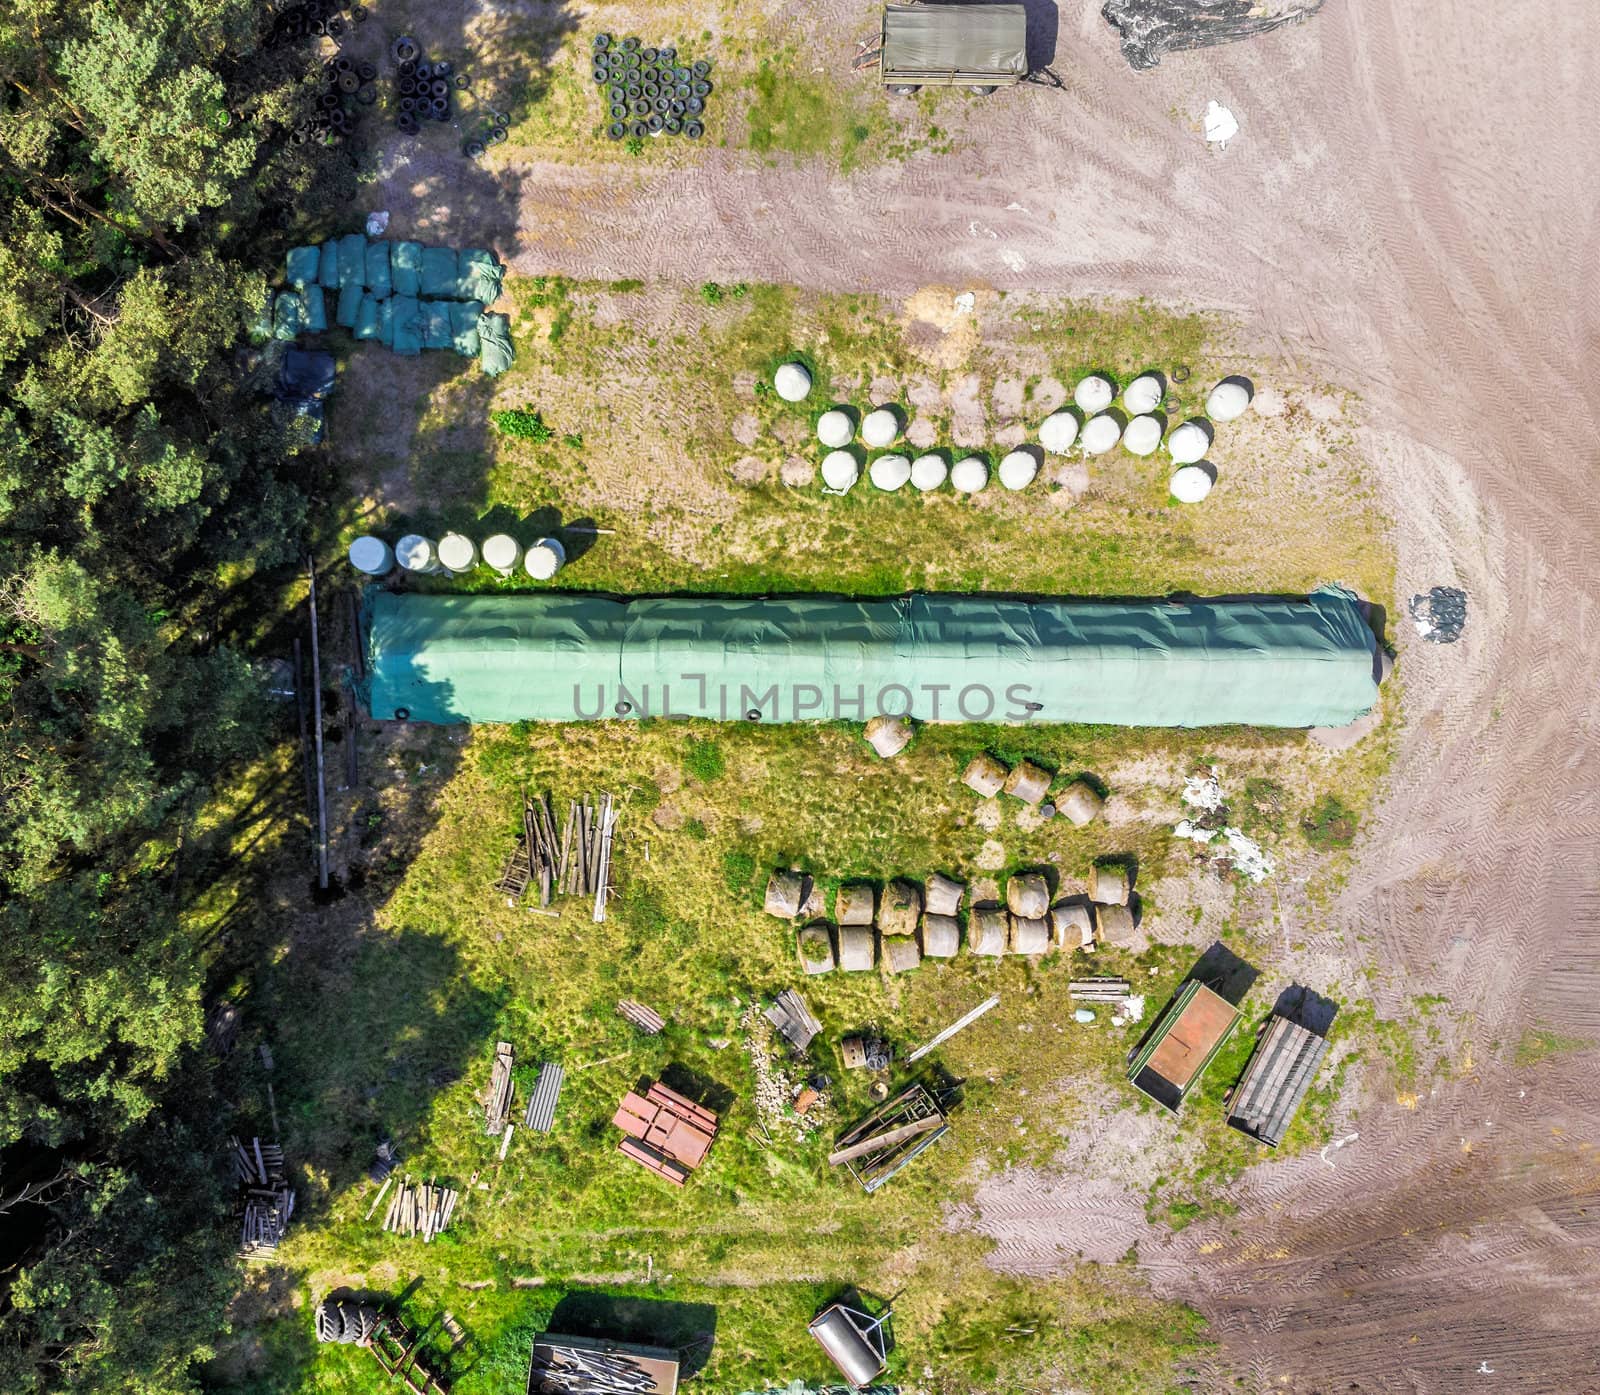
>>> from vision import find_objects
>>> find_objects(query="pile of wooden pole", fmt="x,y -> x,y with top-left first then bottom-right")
1069,977 -> 1132,1002
531,1344 -> 656,1395
241,1187 -> 296,1257
381,1177 -> 458,1242
501,791 -> 620,922
484,1041 -> 514,1135
229,1135 -> 284,1187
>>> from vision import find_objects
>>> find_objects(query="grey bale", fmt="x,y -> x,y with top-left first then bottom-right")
836,881 -> 876,926
878,879 -> 923,936
962,753 -> 1008,798
797,924 -> 836,975
864,714 -> 913,759
919,913 -> 960,958
1095,903 -> 1135,945
1090,863 -> 1131,906
968,905 -> 1009,957
925,872 -> 965,917
838,923 -> 876,971
1009,915 -> 1050,955
1006,872 -> 1050,920
1050,901 -> 1095,950
1058,780 -> 1104,827
764,870 -> 805,918
1003,760 -> 1051,806
884,938 -> 922,974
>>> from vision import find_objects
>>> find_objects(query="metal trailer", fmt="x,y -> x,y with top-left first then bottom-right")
876,3 -> 1027,95
1126,980 -> 1241,1113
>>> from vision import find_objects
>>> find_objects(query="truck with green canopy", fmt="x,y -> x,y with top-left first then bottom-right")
876,3 -> 1028,95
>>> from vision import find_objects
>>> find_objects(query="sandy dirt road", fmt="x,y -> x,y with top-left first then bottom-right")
381,2 -> 1600,1388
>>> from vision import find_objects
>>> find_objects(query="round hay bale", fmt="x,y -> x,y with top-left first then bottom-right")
884,937 -> 922,974
1121,415 -> 1162,456
821,449 -> 860,491
865,714 -> 913,758
1009,915 -> 1050,955
1090,863 -> 1130,906
838,923 -> 876,971
1079,414 -> 1122,454
774,361 -> 812,402
962,753 -> 1008,798
1123,373 -> 1164,414
1002,759 -> 1051,805
878,879 -> 923,936
920,913 -> 960,958
910,453 -> 948,490
998,449 -> 1038,490
950,455 -> 988,493
817,409 -> 854,447
1206,377 -> 1252,422
1049,900 -> 1094,950
482,533 -> 520,576
764,870 -> 804,918
1170,464 -> 1213,502
1058,780 -> 1104,827
924,872 -> 965,917
395,534 -> 438,572
437,532 -> 478,572
524,537 -> 566,580
349,535 -> 395,575
1074,374 -> 1114,413
797,924 -> 836,974
1039,411 -> 1078,453
968,906 -> 1008,957
1094,902 -> 1135,945
1167,420 -> 1209,463
836,881 -> 876,926
869,453 -> 912,491
861,407 -> 900,448
1006,872 -> 1049,920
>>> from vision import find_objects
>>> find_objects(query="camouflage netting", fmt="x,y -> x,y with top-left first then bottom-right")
1101,0 -> 1325,71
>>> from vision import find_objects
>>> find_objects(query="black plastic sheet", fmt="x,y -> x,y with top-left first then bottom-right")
1101,0 -> 1325,71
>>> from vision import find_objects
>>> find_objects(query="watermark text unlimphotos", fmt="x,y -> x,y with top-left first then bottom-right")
571,674 -> 1042,721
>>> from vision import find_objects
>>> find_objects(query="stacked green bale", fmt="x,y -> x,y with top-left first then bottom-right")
419,247 -> 458,299
458,249 -> 503,304
365,241 -> 392,298
422,301 -> 454,350
272,291 -> 305,339
392,241 -> 423,296
478,312 -> 514,375
303,285 -> 328,333
391,295 -> 423,356
286,245 -> 321,287
318,242 -> 340,289
449,301 -> 483,356
354,293 -> 383,341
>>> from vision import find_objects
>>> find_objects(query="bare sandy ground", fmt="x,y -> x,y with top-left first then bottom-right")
373,2 -> 1600,1388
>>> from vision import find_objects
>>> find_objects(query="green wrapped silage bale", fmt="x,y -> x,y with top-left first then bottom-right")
457,249 -> 504,304
419,246 -> 457,298
338,233 -> 367,287
336,279 -> 362,329
422,300 -> 454,350
390,295 -> 423,356
392,241 -> 423,297
354,293 -> 382,341
286,245 -> 321,287
449,300 -> 483,356
249,290 -> 275,344
365,241 -> 392,299
318,241 -> 340,289
477,312 -> 514,376
303,284 -> 328,333
272,291 -> 305,340
378,298 -> 395,348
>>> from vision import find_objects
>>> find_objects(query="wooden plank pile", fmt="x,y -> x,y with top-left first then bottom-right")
1069,977 -> 1132,1003
496,791 -> 621,922
617,999 -> 664,1035
765,988 -> 822,1053
524,1062 -> 565,1133
1226,1014 -> 1331,1147
230,1134 -> 284,1187
613,1081 -> 719,1186
484,1040 -> 515,1135
315,1297 -> 380,1344
381,1177 -> 459,1241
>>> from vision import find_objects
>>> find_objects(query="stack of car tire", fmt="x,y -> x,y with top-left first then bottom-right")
392,35 -> 466,137
591,34 -> 712,141
269,0 -> 366,45
297,54 -> 378,146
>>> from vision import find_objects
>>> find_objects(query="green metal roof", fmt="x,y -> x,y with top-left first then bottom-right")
361,586 -> 1380,728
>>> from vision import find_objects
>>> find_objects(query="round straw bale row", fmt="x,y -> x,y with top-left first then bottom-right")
1006,872 -> 1050,920
878,879 -> 922,936
1058,779 -> 1104,827
1094,902 -> 1135,945
1090,862 -> 1131,906
920,913 -> 960,957
962,753 -> 1008,798
797,924 -> 837,974
925,872 -> 965,917
764,869 -> 807,918
1050,900 -> 1095,950
836,881 -> 875,925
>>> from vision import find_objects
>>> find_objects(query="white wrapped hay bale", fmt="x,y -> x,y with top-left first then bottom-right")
1080,414 -> 1122,454
910,453 -> 948,490
998,450 -> 1038,490
817,409 -> 854,447
950,456 -> 989,494
1170,465 -> 1214,502
348,536 -> 394,575
1074,375 -> 1114,414
482,534 -> 521,576
1050,901 -> 1094,950
1039,411 -> 1079,453
524,537 -> 566,580
1166,420 -> 1209,463
797,924 -> 836,975
1009,916 -> 1050,955
968,905 -> 1008,957
1090,863 -> 1130,906
1206,377 -> 1253,422
396,534 -> 441,573
838,923 -> 876,971
821,450 -> 860,492
869,453 -> 912,491
1058,780 -> 1104,827
437,533 -> 478,573
1006,872 -> 1050,920
1121,415 -> 1162,457
925,873 -> 965,917
864,714 -> 913,758
920,914 -> 960,958
962,754 -> 1008,798
774,362 -> 812,402
836,882 -> 876,926
1123,373 -> 1164,415
861,408 -> 900,448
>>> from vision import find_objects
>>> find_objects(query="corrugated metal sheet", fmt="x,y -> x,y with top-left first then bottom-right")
523,1062 -> 565,1133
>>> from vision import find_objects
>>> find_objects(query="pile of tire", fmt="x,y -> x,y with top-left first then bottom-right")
296,53 -> 378,146
392,34 -> 482,141
314,1298 -> 379,1344
269,0 -> 366,46
591,33 -> 713,142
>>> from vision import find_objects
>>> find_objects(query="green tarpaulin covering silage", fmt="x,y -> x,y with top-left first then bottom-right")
450,300 -> 483,356
458,249 -> 503,303
287,245 -> 321,287
362,587 -> 1380,728
318,241 -> 340,289
272,291 -> 304,340
338,234 -> 367,287
353,293 -> 382,340
378,297 -> 394,347
478,312 -> 513,375
420,247 -> 458,298
392,241 -> 422,296
303,284 -> 328,333
365,241 -> 392,298
335,279 -> 362,329
391,295 -> 422,355
422,300 -> 454,350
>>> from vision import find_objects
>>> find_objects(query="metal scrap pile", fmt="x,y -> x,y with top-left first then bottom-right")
530,1345 -> 654,1395
1101,0 -> 1325,71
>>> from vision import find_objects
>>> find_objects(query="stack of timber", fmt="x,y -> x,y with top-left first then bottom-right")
240,1187 -> 295,1258
484,1041 -> 515,1135
230,1135 -> 285,1187
524,1062 -> 566,1133
1069,977 -> 1131,1003
315,1297 -> 380,1344
765,988 -> 823,1053
497,791 -> 621,921
381,1177 -> 459,1241
529,1345 -> 656,1394
1226,1014 -> 1331,1147
617,999 -> 665,1035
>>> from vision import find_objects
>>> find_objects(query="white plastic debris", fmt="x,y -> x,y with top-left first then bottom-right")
821,449 -> 860,492
910,453 -> 948,490
869,453 -> 912,491
1080,414 -> 1122,454
1074,375 -> 1114,414
861,408 -> 899,448
1204,100 -> 1239,148
998,450 -> 1038,490
1112,994 -> 1146,1028
774,362 -> 812,402
365,211 -> 391,236
954,291 -> 976,314
816,410 -> 854,447
1039,411 -> 1079,454
1182,771 -> 1225,812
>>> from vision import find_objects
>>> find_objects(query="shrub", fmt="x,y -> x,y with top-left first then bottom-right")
491,407 -> 553,442
1301,793 -> 1358,849
699,282 -> 725,305
683,735 -> 725,781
